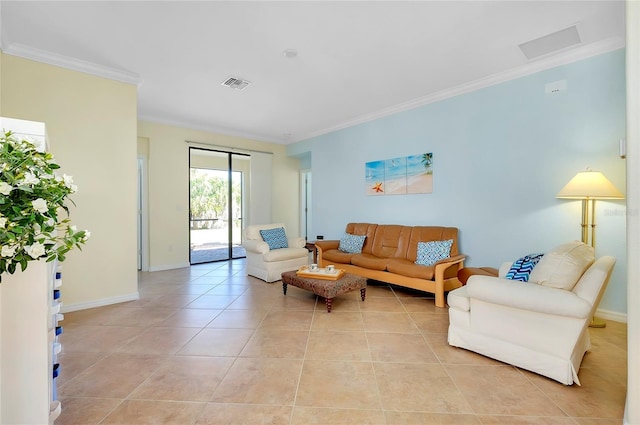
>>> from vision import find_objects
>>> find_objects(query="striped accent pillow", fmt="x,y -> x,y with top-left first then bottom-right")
505,253 -> 544,282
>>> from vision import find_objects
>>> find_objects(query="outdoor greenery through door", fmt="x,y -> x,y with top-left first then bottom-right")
189,148 -> 247,263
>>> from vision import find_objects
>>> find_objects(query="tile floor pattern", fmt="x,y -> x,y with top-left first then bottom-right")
57,259 -> 627,425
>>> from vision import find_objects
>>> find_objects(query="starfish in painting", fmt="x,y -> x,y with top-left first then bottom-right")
372,182 -> 383,193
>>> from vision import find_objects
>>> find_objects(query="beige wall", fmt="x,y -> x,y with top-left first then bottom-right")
137,120 -> 300,271
1,54 -> 139,309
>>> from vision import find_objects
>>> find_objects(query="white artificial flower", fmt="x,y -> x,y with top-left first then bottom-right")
33,223 -> 42,235
70,225 -> 77,233
0,182 -> 12,195
25,242 -> 46,259
31,198 -> 48,214
46,218 -> 55,227
1,245 -> 17,258
69,184 -> 78,193
22,172 -> 40,186
0,217 -> 6,228
63,174 -> 74,187
83,231 -> 91,241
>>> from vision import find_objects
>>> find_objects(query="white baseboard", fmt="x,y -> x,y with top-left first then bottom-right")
61,292 -> 140,313
148,262 -> 191,272
596,307 -> 627,324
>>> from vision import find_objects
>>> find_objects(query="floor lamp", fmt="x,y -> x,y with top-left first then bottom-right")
556,170 -> 624,328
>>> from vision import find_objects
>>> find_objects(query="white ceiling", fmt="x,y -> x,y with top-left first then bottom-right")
0,1 -> 626,144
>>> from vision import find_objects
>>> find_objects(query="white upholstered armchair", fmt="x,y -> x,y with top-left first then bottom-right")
242,223 -> 309,282
447,241 -> 615,385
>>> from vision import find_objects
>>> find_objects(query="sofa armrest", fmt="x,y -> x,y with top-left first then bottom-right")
433,254 -> 466,280
315,240 -> 340,251
288,237 -> 306,249
466,275 -> 592,319
242,239 -> 270,254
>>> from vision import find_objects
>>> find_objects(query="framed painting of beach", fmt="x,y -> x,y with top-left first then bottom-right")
385,156 -> 407,195
365,160 -> 385,195
366,152 -> 433,195
407,153 -> 433,194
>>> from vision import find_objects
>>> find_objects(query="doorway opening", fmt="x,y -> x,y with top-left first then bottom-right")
189,147 -> 247,264
300,170 -> 312,241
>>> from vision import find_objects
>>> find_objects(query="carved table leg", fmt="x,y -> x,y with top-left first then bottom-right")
283,283 -> 288,295
325,297 -> 333,313
360,288 -> 366,301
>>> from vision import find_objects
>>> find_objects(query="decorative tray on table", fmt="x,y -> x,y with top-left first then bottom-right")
296,266 -> 345,280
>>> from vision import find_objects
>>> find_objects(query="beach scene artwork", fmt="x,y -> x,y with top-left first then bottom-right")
365,160 -> 386,196
366,152 -> 433,195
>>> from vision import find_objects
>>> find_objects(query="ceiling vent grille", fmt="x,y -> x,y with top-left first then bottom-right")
221,77 -> 251,91
518,25 -> 582,60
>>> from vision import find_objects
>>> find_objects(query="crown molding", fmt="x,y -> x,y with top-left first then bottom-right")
137,114 -> 285,145
2,42 -> 142,86
295,37 -> 625,143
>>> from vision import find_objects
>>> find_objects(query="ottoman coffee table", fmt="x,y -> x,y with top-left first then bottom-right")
281,269 -> 367,312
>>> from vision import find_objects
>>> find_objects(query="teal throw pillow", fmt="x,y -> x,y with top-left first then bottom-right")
415,239 -> 454,266
259,227 -> 288,250
338,233 -> 366,254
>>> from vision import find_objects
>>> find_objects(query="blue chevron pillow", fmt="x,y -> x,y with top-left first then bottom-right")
259,227 -> 289,250
505,253 -> 544,282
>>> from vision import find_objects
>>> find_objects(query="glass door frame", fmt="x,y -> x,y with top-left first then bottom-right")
188,147 -> 247,264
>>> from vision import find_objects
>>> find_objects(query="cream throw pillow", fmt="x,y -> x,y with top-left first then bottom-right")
528,241 -> 595,290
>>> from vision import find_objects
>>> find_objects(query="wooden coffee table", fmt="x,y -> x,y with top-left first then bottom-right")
280,270 -> 367,312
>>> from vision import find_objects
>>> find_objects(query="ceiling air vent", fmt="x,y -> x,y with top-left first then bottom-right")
221,76 -> 251,91
518,25 -> 582,60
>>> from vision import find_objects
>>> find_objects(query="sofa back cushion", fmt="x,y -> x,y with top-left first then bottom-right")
406,227 -> 459,262
370,225 -> 412,258
344,223 -> 378,254
246,223 -> 286,241
528,241 -> 595,290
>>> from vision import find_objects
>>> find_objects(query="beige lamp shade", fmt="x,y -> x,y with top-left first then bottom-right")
556,171 -> 624,200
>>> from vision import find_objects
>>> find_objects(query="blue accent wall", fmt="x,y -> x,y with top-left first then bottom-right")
289,49 -> 627,315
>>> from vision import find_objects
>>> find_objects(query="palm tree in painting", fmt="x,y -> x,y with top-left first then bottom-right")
421,153 -> 433,174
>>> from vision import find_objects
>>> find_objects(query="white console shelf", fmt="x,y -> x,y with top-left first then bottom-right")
0,260 -> 61,424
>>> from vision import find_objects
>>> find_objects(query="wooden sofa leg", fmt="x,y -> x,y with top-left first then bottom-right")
435,280 -> 446,308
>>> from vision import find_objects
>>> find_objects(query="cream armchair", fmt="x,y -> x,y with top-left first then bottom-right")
447,241 -> 615,385
242,223 -> 309,282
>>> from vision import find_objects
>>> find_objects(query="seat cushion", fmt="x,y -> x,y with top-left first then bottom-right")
528,241 -> 595,290
322,249 -> 356,265
387,258 -> 435,279
351,253 -> 388,271
263,247 -> 309,262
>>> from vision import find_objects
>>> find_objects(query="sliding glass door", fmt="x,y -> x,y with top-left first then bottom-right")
189,148 -> 247,263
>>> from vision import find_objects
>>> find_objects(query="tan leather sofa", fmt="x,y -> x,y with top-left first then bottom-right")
315,223 -> 466,307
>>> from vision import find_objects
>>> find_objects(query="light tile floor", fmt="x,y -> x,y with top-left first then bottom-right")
56,259 -> 627,424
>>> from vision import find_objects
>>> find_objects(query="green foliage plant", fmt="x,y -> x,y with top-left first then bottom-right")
0,131 -> 89,276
